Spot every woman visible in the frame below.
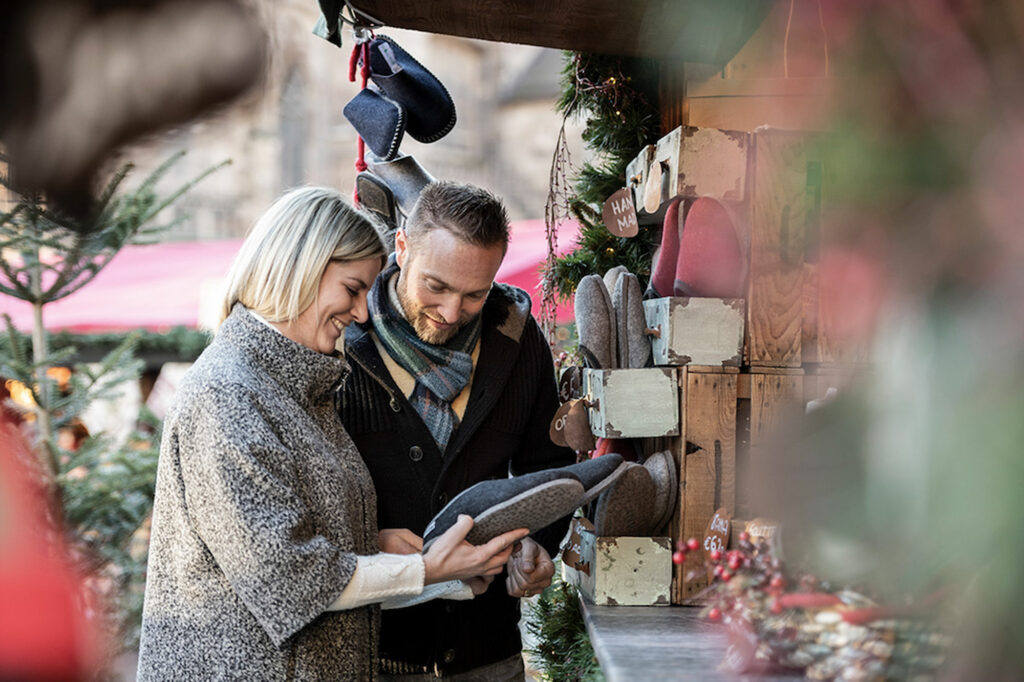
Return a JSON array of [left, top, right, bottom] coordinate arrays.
[[137, 187, 526, 681]]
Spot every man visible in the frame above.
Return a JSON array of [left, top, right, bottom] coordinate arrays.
[[338, 181, 574, 679]]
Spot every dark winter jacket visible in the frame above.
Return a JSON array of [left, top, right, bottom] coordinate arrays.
[[338, 280, 574, 675]]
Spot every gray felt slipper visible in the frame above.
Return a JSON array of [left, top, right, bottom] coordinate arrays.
[[642, 450, 677, 534], [422, 470, 584, 549], [366, 150, 436, 218], [593, 462, 656, 537], [575, 274, 616, 370], [612, 272, 651, 369], [554, 453, 630, 506], [602, 265, 627, 300]]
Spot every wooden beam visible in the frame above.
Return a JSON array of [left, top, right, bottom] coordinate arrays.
[[348, 0, 771, 62]]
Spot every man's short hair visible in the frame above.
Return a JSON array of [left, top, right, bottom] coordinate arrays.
[[405, 181, 510, 250]]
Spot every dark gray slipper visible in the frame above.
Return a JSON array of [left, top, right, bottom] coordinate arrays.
[[366, 150, 436, 217], [593, 463, 656, 537], [613, 272, 651, 369], [554, 453, 630, 506], [367, 35, 457, 143], [575, 274, 616, 369], [422, 470, 584, 549], [643, 450, 677, 534], [356, 172, 398, 250]]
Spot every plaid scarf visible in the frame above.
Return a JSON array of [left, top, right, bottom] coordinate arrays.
[[368, 261, 483, 452]]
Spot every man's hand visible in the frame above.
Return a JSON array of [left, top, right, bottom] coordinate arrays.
[[505, 537, 555, 598], [379, 528, 423, 555]]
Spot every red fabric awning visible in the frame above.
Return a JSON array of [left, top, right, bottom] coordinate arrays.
[[0, 220, 579, 332]]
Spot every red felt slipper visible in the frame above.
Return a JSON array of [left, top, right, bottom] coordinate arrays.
[[675, 197, 745, 298]]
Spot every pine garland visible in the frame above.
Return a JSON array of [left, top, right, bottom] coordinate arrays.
[[546, 52, 661, 301], [525, 574, 604, 681]]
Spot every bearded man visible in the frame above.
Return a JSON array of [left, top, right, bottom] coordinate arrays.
[[337, 181, 574, 680]]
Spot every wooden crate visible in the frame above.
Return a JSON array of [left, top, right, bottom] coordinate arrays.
[[562, 522, 673, 607], [669, 365, 738, 603], [643, 297, 745, 367], [651, 125, 750, 206], [625, 144, 661, 225], [745, 130, 820, 368], [583, 368, 680, 438]]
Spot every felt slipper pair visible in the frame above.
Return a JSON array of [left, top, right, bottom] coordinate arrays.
[[422, 454, 630, 549], [592, 450, 677, 536], [648, 198, 746, 299], [343, 35, 456, 160], [575, 270, 650, 370]]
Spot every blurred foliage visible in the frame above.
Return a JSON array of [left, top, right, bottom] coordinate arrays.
[[2, 324, 212, 367], [59, 407, 162, 651], [0, 150, 221, 662], [745, 3, 1024, 679], [546, 52, 661, 300]]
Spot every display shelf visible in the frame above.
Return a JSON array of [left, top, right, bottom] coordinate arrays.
[[580, 600, 802, 681]]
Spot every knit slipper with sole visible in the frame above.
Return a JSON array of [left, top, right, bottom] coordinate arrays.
[[422, 471, 584, 550]]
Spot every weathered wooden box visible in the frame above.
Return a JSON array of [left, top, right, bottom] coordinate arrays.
[[643, 297, 746, 367], [562, 522, 672, 606], [652, 125, 749, 204], [583, 368, 679, 438], [625, 144, 659, 224]]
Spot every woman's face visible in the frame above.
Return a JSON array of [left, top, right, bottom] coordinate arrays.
[[286, 257, 382, 354]]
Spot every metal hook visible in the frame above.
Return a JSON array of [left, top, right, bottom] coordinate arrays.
[[342, 0, 386, 29]]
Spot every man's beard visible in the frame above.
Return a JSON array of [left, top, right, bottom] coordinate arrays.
[[397, 277, 466, 345]]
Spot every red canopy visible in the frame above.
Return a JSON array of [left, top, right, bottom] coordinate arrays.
[[0, 220, 578, 332]]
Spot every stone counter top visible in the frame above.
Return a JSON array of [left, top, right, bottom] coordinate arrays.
[[580, 600, 804, 681]]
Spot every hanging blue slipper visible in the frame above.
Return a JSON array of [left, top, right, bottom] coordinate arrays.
[[367, 35, 457, 143], [422, 470, 584, 550], [343, 86, 405, 161]]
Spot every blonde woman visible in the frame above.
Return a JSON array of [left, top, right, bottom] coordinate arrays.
[[137, 187, 526, 681]]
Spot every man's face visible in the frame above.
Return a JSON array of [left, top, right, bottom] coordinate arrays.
[[395, 227, 505, 345]]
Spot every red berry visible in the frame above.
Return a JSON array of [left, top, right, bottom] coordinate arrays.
[[672, 551, 686, 565], [713, 564, 725, 577], [739, 531, 750, 542], [707, 607, 722, 622], [727, 555, 742, 571], [769, 574, 786, 590], [686, 537, 700, 552], [721, 571, 733, 582], [709, 549, 722, 562]]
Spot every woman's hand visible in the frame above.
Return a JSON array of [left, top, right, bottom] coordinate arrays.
[[422, 515, 529, 585], [379, 528, 423, 555]]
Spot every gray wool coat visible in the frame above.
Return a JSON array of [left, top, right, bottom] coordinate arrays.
[[137, 304, 380, 681]]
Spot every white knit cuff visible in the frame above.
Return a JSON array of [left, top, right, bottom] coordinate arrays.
[[327, 553, 425, 611], [381, 579, 475, 610]]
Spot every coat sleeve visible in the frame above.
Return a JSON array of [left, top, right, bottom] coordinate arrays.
[[510, 318, 577, 558], [177, 384, 358, 647]]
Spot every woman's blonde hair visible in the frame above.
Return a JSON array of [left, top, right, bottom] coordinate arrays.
[[220, 186, 386, 324]]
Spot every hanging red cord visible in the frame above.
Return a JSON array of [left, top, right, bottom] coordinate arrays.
[[349, 37, 372, 204]]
